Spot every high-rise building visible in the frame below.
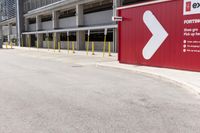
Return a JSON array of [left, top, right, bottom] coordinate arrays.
[[0, 0, 16, 22]]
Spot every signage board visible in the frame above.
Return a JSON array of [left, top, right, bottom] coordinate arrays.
[[118, 0, 200, 71]]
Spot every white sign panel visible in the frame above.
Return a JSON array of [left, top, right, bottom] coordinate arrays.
[[184, 0, 200, 15]]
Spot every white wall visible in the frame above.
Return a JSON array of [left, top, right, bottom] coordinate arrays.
[[59, 16, 76, 28], [28, 10, 114, 32], [84, 10, 114, 26], [29, 24, 36, 31], [42, 21, 53, 30]]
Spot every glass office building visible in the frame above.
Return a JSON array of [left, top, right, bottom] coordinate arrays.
[[0, 0, 16, 22]]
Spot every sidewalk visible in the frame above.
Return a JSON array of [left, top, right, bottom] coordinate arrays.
[[97, 61, 200, 95], [6, 46, 118, 59]]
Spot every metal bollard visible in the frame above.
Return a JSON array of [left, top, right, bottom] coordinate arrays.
[[6, 42, 8, 49], [54, 35, 56, 52], [108, 42, 111, 56], [86, 36, 90, 55], [28, 37, 31, 48], [45, 38, 48, 50], [21, 38, 24, 47], [58, 41, 61, 52], [67, 37, 70, 54], [10, 42, 12, 49], [48, 38, 50, 51], [92, 42, 95, 55], [72, 41, 75, 54], [103, 35, 107, 57]]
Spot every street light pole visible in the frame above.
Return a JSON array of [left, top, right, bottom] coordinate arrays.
[[16, 0, 24, 47]]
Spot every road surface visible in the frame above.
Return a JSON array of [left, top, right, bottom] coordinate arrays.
[[0, 48, 200, 133]]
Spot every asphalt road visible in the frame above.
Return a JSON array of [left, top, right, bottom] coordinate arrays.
[[0, 48, 200, 133]]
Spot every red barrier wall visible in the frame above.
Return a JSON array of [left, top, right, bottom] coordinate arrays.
[[118, 0, 200, 71]]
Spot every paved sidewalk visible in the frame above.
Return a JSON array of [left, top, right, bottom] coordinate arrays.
[[97, 61, 200, 95], [7, 46, 118, 58]]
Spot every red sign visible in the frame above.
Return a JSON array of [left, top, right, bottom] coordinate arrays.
[[118, 0, 200, 71]]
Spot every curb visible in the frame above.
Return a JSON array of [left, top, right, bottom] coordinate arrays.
[[96, 62, 200, 95], [9, 46, 118, 59]]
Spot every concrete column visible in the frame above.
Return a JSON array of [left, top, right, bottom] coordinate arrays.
[[113, 0, 122, 53], [8, 23, 12, 44], [52, 11, 59, 29], [36, 15, 43, 48], [25, 18, 29, 47], [113, 29, 118, 52], [0, 26, 3, 48], [76, 4, 85, 50], [26, 34, 31, 47], [52, 11, 60, 49], [25, 18, 29, 31], [113, 0, 122, 17]]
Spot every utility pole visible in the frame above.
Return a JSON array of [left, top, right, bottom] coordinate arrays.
[[16, 0, 24, 47]]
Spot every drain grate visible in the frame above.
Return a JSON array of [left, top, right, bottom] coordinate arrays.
[[71, 65, 83, 68]]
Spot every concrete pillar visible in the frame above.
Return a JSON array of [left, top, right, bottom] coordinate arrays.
[[36, 15, 43, 48], [113, 0, 122, 17], [113, 29, 118, 52], [8, 23, 12, 44], [76, 4, 85, 50], [52, 11, 59, 29], [25, 18, 29, 47], [26, 34, 31, 47], [52, 11, 60, 49], [0, 26, 3, 48], [25, 18, 29, 31], [113, 0, 122, 53]]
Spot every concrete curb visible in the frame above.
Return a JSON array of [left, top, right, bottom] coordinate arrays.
[[96, 62, 200, 95], [8, 46, 117, 59]]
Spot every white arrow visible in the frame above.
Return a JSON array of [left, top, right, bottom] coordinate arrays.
[[142, 10, 168, 60]]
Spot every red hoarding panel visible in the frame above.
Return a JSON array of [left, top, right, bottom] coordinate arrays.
[[118, 0, 200, 71]]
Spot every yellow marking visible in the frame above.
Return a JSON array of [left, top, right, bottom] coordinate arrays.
[[54, 34, 56, 52], [28, 36, 31, 48], [10, 42, 12, 49], [58, 41, 61, 52], [72, 41, 75, 54], [92, 42, 95, 55], [108, 42, 111, 56], [86, 36, 90, 55], [67, 36, 70, 54]]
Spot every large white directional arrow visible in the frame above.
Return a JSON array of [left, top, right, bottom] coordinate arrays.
[[142, 10, 168, 60]]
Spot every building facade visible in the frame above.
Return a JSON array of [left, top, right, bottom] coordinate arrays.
[[0, 0, 147, 50]]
